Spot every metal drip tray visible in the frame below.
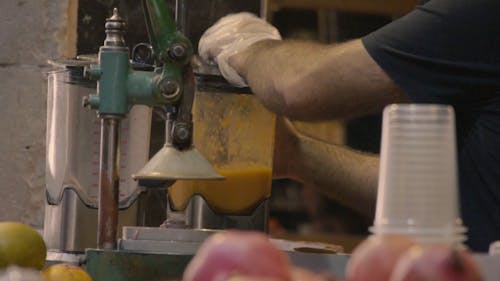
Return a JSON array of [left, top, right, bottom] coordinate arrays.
[[119, 227, 218, 255]]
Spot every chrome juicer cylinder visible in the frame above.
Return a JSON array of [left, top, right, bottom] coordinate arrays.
[[43, 58, 152, 253]]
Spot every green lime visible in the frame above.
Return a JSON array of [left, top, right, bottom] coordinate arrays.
[[0, 221, 46, 270]]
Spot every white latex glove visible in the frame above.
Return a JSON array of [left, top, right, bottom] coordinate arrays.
[[199, 12, 282, 87]]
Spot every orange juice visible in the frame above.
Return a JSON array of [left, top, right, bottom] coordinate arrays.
[[168, 165, 272, 215], [175, 90, 276, 216]]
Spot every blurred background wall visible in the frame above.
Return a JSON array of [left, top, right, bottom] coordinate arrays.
[[0, 1, 77, 227]]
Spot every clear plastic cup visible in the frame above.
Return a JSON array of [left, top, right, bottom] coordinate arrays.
[[370, 104, 466, 244]]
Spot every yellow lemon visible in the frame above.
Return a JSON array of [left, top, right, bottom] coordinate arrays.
[[42, 264, 93, 281], [0, 221, 46, 270]]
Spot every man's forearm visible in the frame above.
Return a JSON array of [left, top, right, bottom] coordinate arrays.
[[230, 39, 406, 120], [287, 133, 379, 217], [231, 40, 327, 117]]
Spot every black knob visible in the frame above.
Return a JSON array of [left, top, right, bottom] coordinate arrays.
[[172, 122, 192, 148], [168, 43, 187, 61], [158, 79, 180, 100], [132, 43, 154, 66]]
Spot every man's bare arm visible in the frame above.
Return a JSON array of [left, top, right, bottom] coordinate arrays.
[[295, 136, 378, 217], [198, 15, 396, 216], [274, 119, 378, 217], [231, 39, 407, 120]]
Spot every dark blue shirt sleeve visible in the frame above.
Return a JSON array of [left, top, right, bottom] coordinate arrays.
[[362, 0, 500, 108]]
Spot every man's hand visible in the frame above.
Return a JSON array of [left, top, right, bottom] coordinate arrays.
[[198, 12, 281, 87]]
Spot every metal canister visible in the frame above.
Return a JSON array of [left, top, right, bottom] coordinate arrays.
[[43, 56, 152, 252]]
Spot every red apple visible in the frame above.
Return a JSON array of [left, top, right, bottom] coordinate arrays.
[[389, 244, 483, 281], [346, 234, 417, 281], [183, 230, 292, 281]]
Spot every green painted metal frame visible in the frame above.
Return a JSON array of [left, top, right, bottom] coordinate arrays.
[[86, 249, 193, 281], [87, 0, 193, 115]]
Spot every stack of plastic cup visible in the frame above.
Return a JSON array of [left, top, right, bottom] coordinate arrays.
[[370, 104, 466, 244]]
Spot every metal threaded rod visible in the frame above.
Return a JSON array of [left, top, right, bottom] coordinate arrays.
[[97, 116, 121, 249], [175, 0, 187, 34]]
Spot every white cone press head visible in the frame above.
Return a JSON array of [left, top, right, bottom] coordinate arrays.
[[133, 145, 223, 181]]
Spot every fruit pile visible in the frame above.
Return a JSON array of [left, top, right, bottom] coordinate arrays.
[[183, 230, 337, 281], [346, 235, 483, 281], [183, 231, 484, 281], [0, 221, 92, 281]]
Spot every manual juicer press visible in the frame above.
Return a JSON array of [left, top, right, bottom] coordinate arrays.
[[44, 0, 275, 279]]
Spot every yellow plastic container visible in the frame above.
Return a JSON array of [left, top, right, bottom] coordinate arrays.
[[168, 91, 275, 215]]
